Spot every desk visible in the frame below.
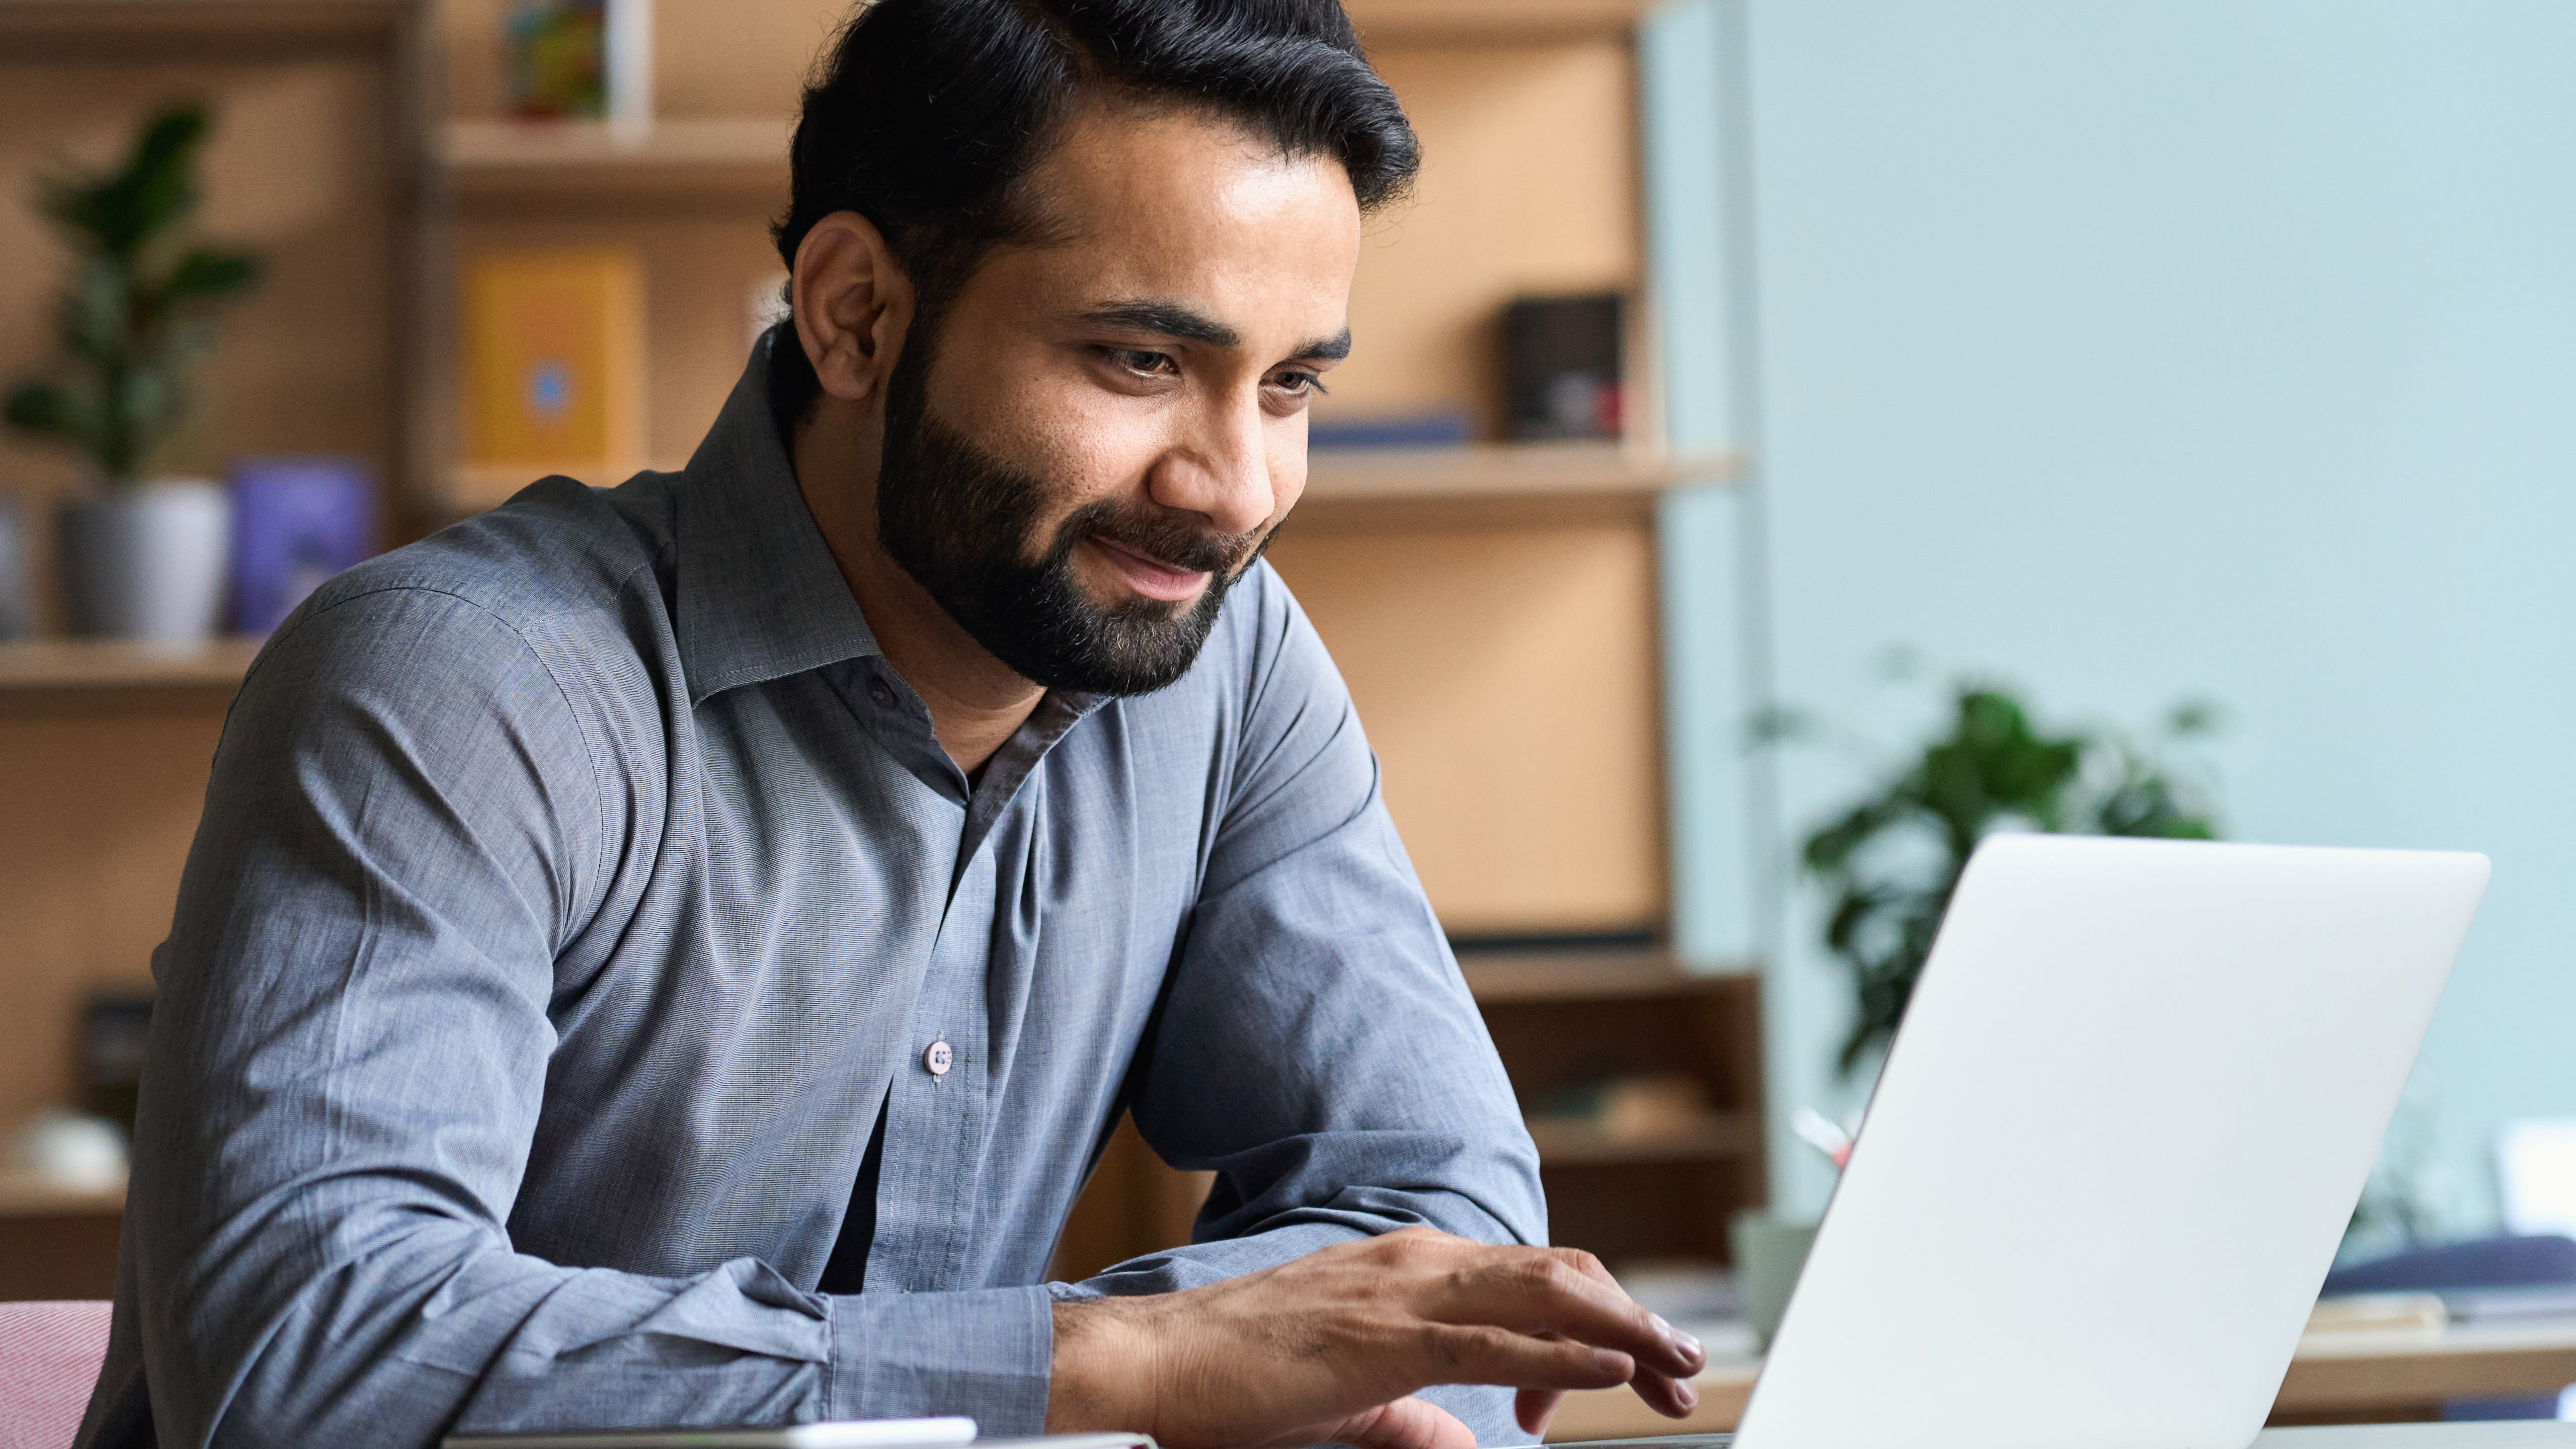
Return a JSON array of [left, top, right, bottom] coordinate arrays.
[[1543, 1319, 2576, 1441]]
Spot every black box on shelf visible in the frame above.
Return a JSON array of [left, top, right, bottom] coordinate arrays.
[[81, 993, 154, 1133], [1502, 293, 1625, 442]]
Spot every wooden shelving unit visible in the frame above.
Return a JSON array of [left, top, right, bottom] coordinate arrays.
[[1466, 949, 1765, 1266], [451, 443, 1745, 526], [0, 1174, 125, 1301], [0, 0, 1769, 1296], [0, 1173, 125, 1219], [441, 117, 789, 202], [0, 638, 263, 694], [1525, 1114, 1761, 1166], [1300, 444, 1742, 528]]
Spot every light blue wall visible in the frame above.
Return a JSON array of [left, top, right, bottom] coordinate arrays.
[[1649, 0, 2576, 1225]]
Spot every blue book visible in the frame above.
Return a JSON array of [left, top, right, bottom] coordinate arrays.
[[229, 456, 376, 634], [1307, 408, 1475, 450]]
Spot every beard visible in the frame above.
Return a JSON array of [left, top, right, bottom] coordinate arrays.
[[873, 341, 1270, 697]]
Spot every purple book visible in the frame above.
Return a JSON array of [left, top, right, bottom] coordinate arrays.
[[229, 456, 377, 635]]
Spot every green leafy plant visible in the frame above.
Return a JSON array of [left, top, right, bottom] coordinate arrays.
[[5, 104, 263, 482], [1769, 679, 2223, 1075]]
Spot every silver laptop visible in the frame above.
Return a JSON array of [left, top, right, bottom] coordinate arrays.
[[1728, 835, 2488, 1449]]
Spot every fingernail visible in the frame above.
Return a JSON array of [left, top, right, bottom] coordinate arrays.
[[1676, 1329, 1703, 1358], [1594, 1347, 1630, 1376], [1678, 1379, 1700, 1410]]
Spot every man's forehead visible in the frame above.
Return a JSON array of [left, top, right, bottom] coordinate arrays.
[[992, 103, 1361, 347]]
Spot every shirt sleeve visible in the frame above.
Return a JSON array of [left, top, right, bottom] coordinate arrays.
[[1065, 569, 1549, 1445], [115, 586, 1050, 1449]]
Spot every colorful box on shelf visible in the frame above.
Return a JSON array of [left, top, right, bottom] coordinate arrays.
[[459, 248, 647, 507]]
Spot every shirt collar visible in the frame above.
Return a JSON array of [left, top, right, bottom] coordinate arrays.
[[673, 333, 884, 706]]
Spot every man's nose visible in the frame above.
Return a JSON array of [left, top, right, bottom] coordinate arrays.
[[1148, 393, 1275, 539]]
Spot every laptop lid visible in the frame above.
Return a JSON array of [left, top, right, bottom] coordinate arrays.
[[1735, 835, 2488, 1449]]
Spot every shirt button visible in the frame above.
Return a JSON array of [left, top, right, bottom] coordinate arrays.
[[866, 679, 896, 708], [923, 1040, 953, 1076]]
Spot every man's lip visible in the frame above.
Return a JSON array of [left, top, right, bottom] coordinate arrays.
[[1086, 536, 1211, 603]]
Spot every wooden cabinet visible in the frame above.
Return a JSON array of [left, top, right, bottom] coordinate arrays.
[[0, 0, 1761, 1298], [1054, 951, 1762, 1279]]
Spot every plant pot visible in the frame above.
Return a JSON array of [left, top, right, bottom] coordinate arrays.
[[58, 479, 232, 641], [1730, 1210, 1820, 1352], [0, 493, 33, 641]]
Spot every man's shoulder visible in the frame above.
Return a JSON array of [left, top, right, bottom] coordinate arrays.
[[295, 472, 675, 648], [248, 472, 680, 726]]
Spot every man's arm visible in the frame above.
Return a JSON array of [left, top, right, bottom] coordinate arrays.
[[1044, 573, 1703, 1448], [117, 585, 1050, 1449]]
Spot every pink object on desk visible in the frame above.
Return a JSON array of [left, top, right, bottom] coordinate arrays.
[[0, 1301, 111, 1449]]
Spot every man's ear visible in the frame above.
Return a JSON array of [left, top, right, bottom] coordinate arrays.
[[791, 211, 917, 407]]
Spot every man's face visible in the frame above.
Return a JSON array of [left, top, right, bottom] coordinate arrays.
[[873, 103, 1362, 696]]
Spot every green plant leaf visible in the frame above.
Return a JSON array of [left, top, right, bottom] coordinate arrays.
[[164, 247, 261, 300], [1779, 670, 2229, 1078], [5, 381, 74, 436], [44, 105, 210, 257]]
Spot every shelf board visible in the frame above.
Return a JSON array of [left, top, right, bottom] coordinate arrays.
[[0, 637, 263, 692], [1526, 1112, 1760, 1166], [1461, 948, 1755, 1003], [1297, 443, 1744, 528], [450, 444, 1744, 525], [0, 0, 420, 57], [442, 117, 790, 202], [1345, 0, 1664, 42], [0, 1172, 125, 1219]]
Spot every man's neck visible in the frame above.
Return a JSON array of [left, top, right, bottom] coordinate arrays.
[[789, 397, 1043, 779]]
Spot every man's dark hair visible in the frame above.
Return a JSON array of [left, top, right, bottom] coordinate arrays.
[[770, 0, 1419, 416]]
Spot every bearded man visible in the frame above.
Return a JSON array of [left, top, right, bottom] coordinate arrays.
[[80, 3, 1706, 1446]]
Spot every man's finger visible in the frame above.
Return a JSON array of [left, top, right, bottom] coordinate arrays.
[[1416, 1322, 1638, 1391], [1433, 1251, 1703, 1378], [1516, 1386, 1566, 1436], [1628, 1364, 1701, 1418]]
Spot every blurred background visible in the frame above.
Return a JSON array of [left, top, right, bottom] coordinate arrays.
[[2, 0, 2573, 1432]]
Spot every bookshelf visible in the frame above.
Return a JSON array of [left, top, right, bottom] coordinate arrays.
[[0, 0, 1767, 1297], [0, 638, 263, 694], [441, 117, 790, 202], [1056, 950, 1764, 1279]]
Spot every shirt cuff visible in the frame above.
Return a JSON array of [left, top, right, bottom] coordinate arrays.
[[827, 1283, 1055, 1432]]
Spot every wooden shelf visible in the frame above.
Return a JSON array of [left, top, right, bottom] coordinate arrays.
[[449, 444, 1744, 525], [1345, 0, 1665, 42], [1298, 444, 1743, 528], [0, 638, 263, 692], [442, 117, 790, 203], [1526, 1112, 1760, 1165], [1461, 948, 1755, 1003], [0, 1172, 125, 1219], [0, 0, 421, 58]]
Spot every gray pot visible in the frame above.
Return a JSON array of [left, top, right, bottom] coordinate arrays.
[[59, 479, 232, 641], [0, 494, 33, 641]]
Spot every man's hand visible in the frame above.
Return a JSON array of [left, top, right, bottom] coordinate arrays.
[[1045, 1228, 1706, 1449]]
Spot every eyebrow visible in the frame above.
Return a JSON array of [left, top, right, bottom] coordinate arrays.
[[1077, 299, 1352, 363]]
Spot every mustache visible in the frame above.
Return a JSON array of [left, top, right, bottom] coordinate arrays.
[[1059, 498, 1269, 578]]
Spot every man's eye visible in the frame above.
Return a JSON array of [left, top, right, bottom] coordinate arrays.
[[1272, 370, 1327, 396], [1109, 349, 1174, 376]]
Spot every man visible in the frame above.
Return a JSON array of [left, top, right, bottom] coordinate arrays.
[[80, 3, 1707, 1446]]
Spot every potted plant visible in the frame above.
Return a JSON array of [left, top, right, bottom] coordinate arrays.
[[1771, 679, 2223, 1075], [5, 103, 262, 641]]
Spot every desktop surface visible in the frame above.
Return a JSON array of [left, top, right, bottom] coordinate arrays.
[[1548, 1424, 2576, 1449]]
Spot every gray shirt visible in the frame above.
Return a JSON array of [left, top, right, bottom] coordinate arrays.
[[82, 342, 1545, 1449]]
